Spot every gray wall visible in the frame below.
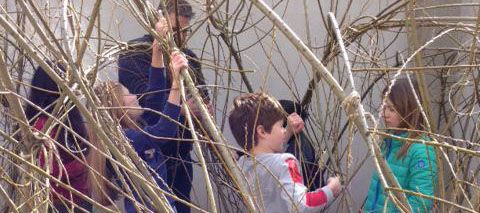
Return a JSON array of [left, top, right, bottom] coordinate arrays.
[[1, 0, 478, 212]]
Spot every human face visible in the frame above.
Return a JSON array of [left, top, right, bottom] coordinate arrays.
[[264, 120, 288, 153], [382, 99, 402, 128], [168, 13, 190, 46], [121, 86, 143, 120]]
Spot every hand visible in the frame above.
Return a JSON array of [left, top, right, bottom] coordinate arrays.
[[326, 176, 342, 197], [151, 19, 169, 67], [286, 113, 304, 135], [170, 51, 188, 85], [155, 18, 169, 42], [165, 51, 186, 106]]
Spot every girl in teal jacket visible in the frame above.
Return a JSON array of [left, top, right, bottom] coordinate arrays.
[[364, 79, 438, 212]]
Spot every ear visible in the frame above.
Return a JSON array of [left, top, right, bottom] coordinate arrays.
[[256, 125, 267, 139]]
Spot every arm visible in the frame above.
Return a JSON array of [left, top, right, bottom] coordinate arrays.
[[126, 102, 181, 150], [165, 51, 182, 107], [150, 18, 182, 108], [127, 51, 187, 149], [406, 144, 437, 212], [141, 41, 167, 125], [277, 157, 335, 212], [141, 67, 167, 125], [142, 19, 180, 125]]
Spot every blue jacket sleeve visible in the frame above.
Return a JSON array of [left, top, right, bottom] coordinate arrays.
[[126, 102, 181, 151], [406, 143, 437, 212], [142, 66, 167, 126]]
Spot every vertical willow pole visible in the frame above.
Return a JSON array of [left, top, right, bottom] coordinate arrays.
[[247, 0, 412, 211]]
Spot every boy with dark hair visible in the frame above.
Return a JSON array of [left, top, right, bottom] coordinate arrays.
[[229, 93, 342, 212]]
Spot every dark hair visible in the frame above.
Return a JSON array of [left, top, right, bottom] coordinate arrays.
[[278, 100, 308, 120], [26, 63, 62, 120], [160, 0, 195, 20], [229, 93, 285, 151], [26, 64, 118, 205], [25, 64, 88, 159], [383, 78, 425, 158]]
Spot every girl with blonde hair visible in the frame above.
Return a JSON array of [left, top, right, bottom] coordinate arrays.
[[93, 36, 187, 212]]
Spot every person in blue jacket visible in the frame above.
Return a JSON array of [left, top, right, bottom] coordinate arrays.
[[117, 1, 209, 211], [94, 28, 187, 211], [364, 78, 437, 212]]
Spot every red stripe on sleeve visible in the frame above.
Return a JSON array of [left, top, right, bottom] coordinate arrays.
[[306, 190, 328, 207], [285, 158, 302, 184]]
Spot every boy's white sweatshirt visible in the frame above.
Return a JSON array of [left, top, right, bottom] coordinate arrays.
[[237, 153, 334, 213]]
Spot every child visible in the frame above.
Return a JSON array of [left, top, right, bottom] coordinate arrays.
[[229, 92, 342, 212], [26, 64, 93, 212], [364, 78, 438, 212], [94, 39, 187, 212]]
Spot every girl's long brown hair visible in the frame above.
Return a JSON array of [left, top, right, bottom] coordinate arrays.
[[86, 127, 117, 206], [383, 78, 425, 158], [87, 81, 140, 205]]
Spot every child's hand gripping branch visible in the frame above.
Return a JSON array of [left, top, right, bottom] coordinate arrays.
[[166, 51, 187, 105], [285, 112, 305, 143], [326, 176, 342, 197], [151, 17, 188, 106], [151, 18, 168, 68]]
